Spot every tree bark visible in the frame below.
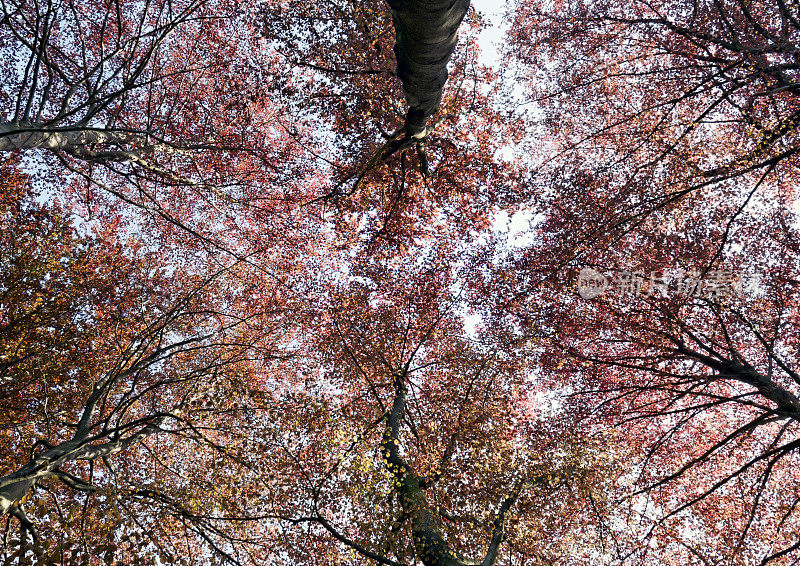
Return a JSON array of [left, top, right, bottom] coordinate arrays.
[[0, 418, 169, 516], [381, 371, 517, 566], [386, 0, 471, 137], [675, 344, 800, 418], [0, 333, 210, 516], [0, 123, 142, 152]]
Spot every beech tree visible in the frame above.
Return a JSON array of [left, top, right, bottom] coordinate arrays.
[[0, 160, 294, 564], [8, 0, 800, 564], [386, 0, 470, 138], [506, 0, 800, 244], [1, 0, 229, 166], [480, 194, 800, 562], [0, 0, 311, 266], [246, 261, 612, 566], [484, 0, 800, 562]]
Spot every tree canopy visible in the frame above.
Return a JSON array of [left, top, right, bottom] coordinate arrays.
[[2, 0, 800, 564]]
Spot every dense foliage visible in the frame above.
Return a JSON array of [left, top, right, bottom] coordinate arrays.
[[2, 0, 800, 564]]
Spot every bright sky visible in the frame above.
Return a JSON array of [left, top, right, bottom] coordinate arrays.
[[471, 0, 508, 68]]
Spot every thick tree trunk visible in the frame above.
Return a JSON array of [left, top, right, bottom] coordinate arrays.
[[0, 123, 140, 152], [0, 478, 36, 516], [381, 371, 516, 566], [0, 418, 168, 516], [675, 344, 800, 417], [0, 122, 196, 183], [386, 0, 471, 137]]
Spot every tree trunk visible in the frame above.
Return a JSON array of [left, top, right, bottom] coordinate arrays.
[[0, 417, 169, 516], [0, 123, 140, 152], [387, 0, 471, 137], [381, 372, 516, 566]]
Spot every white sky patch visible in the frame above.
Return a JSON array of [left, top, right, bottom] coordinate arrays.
[[508, 209, 538, 247], [494, 145, 516, 162], [493, 207, 540, 249], [471, 0, 508, 68], [462, 312, 482, 336], [528, 388, 565, 418]]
